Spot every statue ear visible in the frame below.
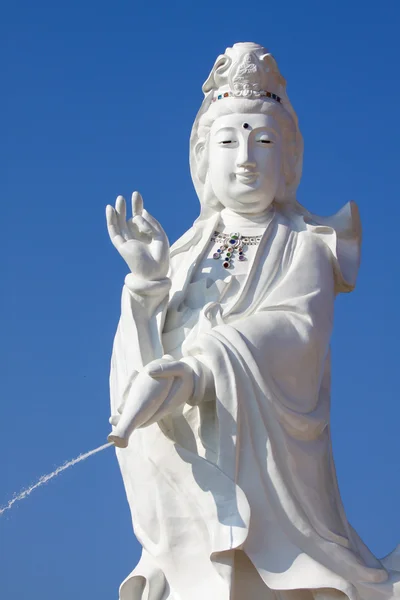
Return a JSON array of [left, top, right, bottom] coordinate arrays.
[[274, 162, 286, 203], [283, 140, 297, 189], [276, 146, 294, 202], [202, 175, 221, 209], [194, 140, 208, 182]]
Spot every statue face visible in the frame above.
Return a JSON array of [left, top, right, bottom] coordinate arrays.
[[208, 112, 283, 214]]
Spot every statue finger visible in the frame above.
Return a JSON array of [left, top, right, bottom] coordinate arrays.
[[131, 191, 144, 217], [142, 209, 164, 236], [115, 195, 127, 228], [146, 360, 185, 379], [143, 356, 175, 377], [106, 205, 125, 249], [115, 195, 126, 220], [131, 214, 154, 237], [115, 194, 132, 238]]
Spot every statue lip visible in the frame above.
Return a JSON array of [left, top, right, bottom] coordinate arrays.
[[235, 171, 259, 183]]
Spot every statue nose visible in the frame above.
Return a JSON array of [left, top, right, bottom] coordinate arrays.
[[237, 158, 257, 169], [236, 143, 256, 169]]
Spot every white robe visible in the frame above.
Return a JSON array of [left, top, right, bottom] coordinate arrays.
[[109, 204, 400, 600]]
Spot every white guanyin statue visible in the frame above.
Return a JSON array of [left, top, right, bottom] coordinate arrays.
[[106, 42, 400, 600]]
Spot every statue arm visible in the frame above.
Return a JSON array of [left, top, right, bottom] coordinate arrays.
[[109, 274, 171, 419]]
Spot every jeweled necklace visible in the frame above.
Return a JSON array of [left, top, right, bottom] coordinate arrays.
[[211, 231, 262, 269]]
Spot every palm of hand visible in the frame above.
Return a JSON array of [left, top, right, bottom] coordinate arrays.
[[106, 192, 169, 280]]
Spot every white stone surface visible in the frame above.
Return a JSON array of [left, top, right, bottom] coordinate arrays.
[[106, 42, 400, 600]]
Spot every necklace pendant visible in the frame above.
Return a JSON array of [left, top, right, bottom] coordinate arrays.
[[212, 230, 257, 267], [229, 233, 241, 248]]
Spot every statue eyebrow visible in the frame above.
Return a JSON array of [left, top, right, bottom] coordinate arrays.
[[254, 127, 280, 137], [214, 126, 236, 133], [213, 124, 280, 138]]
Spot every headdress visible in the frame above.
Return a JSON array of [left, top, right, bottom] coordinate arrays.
[[204, 42, 286, 103]]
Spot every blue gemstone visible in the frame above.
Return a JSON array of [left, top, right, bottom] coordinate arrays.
[[218, 95, 222, 99]]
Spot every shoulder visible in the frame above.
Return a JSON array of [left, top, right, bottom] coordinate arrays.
[[275, 202, 361, 293], [273, 210, 330, 278]]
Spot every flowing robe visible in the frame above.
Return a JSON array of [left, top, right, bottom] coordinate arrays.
[[109, 204, 400, 600]]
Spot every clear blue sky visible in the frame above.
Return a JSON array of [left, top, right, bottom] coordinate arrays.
[[1, 1, 399, 598]]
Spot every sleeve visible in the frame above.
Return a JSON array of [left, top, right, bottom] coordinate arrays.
[[304, 201, 362, 294], [109, 274, 171, 417]]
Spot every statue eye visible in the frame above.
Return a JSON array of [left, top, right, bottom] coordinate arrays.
[[220, 140, 233, 144], [258, 139, 272, 144]]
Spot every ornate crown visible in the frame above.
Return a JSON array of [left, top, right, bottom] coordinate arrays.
[[202, 42, 286, 105]]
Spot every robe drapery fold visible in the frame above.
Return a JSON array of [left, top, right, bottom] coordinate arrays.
[[110, 205, 399, 600]]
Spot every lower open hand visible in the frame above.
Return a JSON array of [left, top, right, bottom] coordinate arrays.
[[143, 356, 195, 414]]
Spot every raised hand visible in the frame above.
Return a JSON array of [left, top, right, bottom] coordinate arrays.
[[106, 192, 169, 280]]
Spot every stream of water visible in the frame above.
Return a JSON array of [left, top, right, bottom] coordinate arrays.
[[0, 442, 113, 516]]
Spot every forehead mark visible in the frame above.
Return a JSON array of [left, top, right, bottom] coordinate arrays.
[[211, 114, 281, 138]]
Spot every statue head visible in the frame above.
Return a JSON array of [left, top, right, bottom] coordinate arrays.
[[190, 43, 304, 218]]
